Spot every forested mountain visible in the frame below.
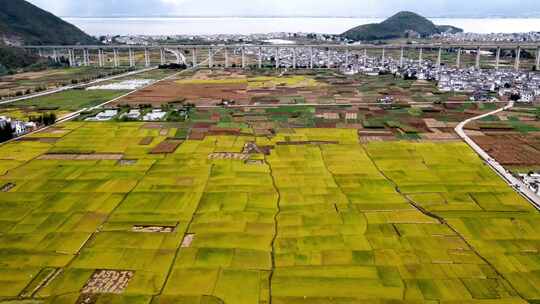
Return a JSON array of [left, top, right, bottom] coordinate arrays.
[[342, 11, 463, 41]]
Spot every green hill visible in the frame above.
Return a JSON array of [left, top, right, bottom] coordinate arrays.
[[342, 11, 463, 42], [0, 0, 97, 46]]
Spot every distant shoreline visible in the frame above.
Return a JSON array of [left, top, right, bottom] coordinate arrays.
[[62, 17, 540, 36], [61, 15, 540, 19]]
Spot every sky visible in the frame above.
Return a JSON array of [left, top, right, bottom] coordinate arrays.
[[25, 0, 540, 18]]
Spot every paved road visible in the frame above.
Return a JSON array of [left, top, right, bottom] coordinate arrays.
[[0, 67, 157, 105], [455, 101, 540, 210]]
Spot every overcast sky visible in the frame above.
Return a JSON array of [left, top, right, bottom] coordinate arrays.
[[25, 0, 540, 18]]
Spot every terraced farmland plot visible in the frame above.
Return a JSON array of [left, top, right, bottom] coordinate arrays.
[[0, 123, 538, 304]]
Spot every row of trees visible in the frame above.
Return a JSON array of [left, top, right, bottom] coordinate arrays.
[[29, 113, 57, 126]]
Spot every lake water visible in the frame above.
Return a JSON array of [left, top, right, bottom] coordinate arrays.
[[63, 17, 540, 36]]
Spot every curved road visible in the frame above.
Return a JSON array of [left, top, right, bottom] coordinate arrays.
[[455, 101, 540, 210]]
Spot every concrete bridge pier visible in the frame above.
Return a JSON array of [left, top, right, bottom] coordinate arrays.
[[363, 49, 367, 65], [399, 47, 404, 67], [495, 47, 501, 70], [515, 46, 521, 71], [345, 47, 350, 67], [68, 49, 74, 67], [292, 47, 297, 69], [192, 48, 197, 67], [224, 48, 229, 68], [475, 47, 481, 70], [309, 47, 314, 69], [38, 49, 43, 57], [160, 48, 166, 65], [381, 47, 385, 63], [418, 48, 423, 65], [208, 48, 213, 68], [97, 49, 103, 67], [144, 48, 150, 67], [86, 49, 91, 66], [536, 47, 540, 71], [113, 48, 119, 68], [53, 48, 58, 63], [82, 49, 88, 66], [275, 48, 280, 69], [241, 47, 246, 69], [436, 48, 442, 68], [456, 48, 462, 69], [128, 48, 134, 67], [327, 48, 332, 68], [258, 47, 262, 69]]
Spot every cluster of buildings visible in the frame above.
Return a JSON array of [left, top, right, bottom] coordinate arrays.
[[0, 116, 36, 136], [433, 32, 540, 43], [519, 172, 540, 195], [343, 52, 540, 103], [84, 108, 172, 121]]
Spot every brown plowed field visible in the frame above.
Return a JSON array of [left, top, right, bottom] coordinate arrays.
[[150, 139, 183, 154], [112, 80, 249, 106], [472, 135, 540, 165]]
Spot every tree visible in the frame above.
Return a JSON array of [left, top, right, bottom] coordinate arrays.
[[0, 64, 8, 76], [0, 123, 14, 142]]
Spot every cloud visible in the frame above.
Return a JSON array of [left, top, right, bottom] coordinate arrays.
[[26, 0, 540, 17]]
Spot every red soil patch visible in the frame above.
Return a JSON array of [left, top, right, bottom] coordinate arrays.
[[472, 135, 540, 165], [139, 137, 153, 145], [150, 139, 183, 154]]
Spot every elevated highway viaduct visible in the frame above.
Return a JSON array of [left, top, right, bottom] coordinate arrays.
[[22, 43, 540, 71]]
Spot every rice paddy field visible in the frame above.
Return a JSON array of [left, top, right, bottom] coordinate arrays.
[[0, 121, 538, 304]]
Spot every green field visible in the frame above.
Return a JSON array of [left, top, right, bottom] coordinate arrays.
[[0, 122, 538, 303], [0, 67, 133, 99], [0, 89, 129, 121]]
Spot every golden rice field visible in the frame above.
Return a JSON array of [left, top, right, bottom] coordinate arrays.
[[0, 122, 538, 304], [175, 75, 322, 89]]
